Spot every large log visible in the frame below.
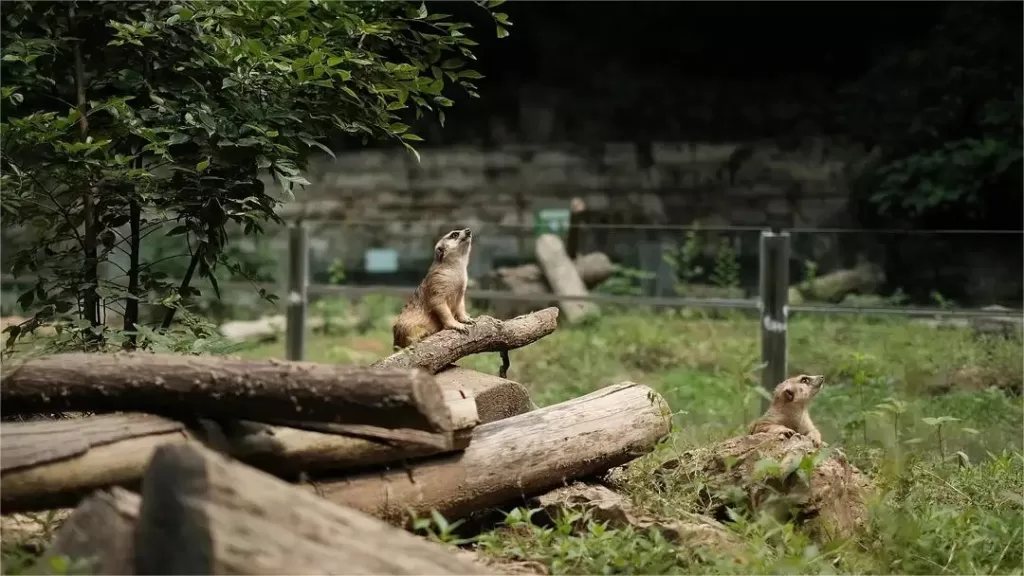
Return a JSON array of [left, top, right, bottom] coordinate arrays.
[[31, 488, 139, 575], [132, 443, 487, 575], [372, 308, 559, 374], [435, 366, 537, 422], [2, 400, 478, 513], [534, 234, 598, 323], [1, 353, 450, 433], [311, 382, 672, 525], [479, 252, 613, 319]]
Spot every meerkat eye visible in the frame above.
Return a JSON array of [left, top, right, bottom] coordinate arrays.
[[448, 232, 459, 239], [800, 376, 809, 384], [784, 389, 795, 401]]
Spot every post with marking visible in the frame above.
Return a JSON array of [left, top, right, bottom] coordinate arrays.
[[759, 229, 790, 411], [286, 221, 309, 361]]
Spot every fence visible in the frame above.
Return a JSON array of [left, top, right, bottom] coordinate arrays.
[[1, 221, 1020, 410], [279, 222, 1022, 410]]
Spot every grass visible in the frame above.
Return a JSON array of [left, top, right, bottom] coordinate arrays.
[[233, 296, 1024, 575], [3, 295, 1022, 574]]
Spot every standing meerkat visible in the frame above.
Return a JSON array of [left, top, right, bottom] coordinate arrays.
[[393, 228, 476, 349], [748, 374, 826, 446]]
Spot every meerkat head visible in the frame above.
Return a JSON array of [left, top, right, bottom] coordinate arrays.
[[433, 228, 473, 263], [773, 374, 825, 407]]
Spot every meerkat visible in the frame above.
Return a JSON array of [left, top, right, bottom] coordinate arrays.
[[393, 227, 476, 349], [748, 374, 826, 446]]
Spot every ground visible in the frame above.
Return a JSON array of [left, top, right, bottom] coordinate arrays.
[[238, 298, 1023, 575], [2, 298, 1022, 574]]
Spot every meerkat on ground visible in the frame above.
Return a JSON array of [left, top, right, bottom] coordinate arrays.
[[748, 374, 826, 446], [393, 228, 476, 349]]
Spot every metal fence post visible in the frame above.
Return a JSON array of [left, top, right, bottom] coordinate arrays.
[[286, 221, 309, 361], [759, 229, 790, 411]]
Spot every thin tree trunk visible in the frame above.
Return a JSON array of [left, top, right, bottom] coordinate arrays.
[[70, 3, 100, 341], [159, 246, 202, 330], [123, 197, 141, 348]]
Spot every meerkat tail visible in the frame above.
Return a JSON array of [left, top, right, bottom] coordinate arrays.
[[498, 349, 510, 379]]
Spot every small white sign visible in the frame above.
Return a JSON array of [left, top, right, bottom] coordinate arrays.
[[536, 208, 571, 235], [364, 248, 399, 273]]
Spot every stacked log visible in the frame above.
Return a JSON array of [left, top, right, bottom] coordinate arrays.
[[0, 306, 679, 574]]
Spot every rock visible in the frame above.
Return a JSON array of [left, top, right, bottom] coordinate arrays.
[[656, 433, 872, 542], [969, 305, 1023, 340]]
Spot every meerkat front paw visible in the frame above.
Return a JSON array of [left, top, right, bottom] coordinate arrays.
[[446, 322, 470, 334], [459, 315, 476, 325]]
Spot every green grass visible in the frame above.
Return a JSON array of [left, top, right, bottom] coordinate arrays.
[[234, 297, 1024, 575], [4, 296, 1021, 575]]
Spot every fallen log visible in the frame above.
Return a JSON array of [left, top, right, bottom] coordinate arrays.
[[1, 413, 192, 513], [435, 366, 537, 421], [2, 399, 479, 513], [133, 443, 487, 575], [311, 382, 672, 525], [372, 308, 559, 374], [534, 234, 598, 323], [1, 353, 450, 433], [478, 252, 613, 320], [31, 488, 139, 575]]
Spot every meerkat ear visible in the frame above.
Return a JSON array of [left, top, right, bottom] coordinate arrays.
[[784, 389, 794, 402], [434, 245, 446, 261]]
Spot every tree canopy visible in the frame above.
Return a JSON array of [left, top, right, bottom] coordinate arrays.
[[0, 0, 510, 351]]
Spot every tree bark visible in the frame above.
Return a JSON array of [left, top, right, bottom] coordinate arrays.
[[31, 488, 139, 576], [1, 353, 451, 433], [311, 382, 671, 525], [1, 399, 476, 513], [435, 366, 537, 422], [534, 234, 598, 323], [132, 443, 487, 575], [372, 308, 559, 374]]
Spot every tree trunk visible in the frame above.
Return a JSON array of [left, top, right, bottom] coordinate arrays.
[[434, 366, 537, 421], [69, 4, 100, 339], [312, 382, 671, 525], [123, 197, 141, 349], [1, 399, 476, 513], [372, 308, 558, 374], [132, 443, 487, 575], [159, 246, 202, 330], [534, 234, 598, 323], [32, 488, 139, 576], [1, 353, 451, 433]]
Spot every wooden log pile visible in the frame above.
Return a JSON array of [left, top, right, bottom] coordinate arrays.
[[0, 306, 674, 575]]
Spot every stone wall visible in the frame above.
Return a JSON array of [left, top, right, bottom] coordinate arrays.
[[278, 139, 863, 280]]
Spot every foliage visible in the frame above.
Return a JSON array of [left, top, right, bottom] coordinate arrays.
[[0, 0, 509, 352], [709, 237, 741, 290], [845, 2, 1022, 226]]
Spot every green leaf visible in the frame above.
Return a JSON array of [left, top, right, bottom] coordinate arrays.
[[386, 101, 406, 110], [196, 159, 210, 172], [458, 70, 484, 79], [416, 2, 428, 19], [486, 0, 506, 7], [496, 25, 509, 39], [388, 123, 409, 134], [401, 133, 424, 141]]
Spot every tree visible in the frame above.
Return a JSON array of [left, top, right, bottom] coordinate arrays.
[[844, 1, 1022, 230], [1, 0, 511, 352]]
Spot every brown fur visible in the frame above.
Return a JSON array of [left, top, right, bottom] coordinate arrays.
[[748, 374, 826, 446], [393, 228, 474, 349]]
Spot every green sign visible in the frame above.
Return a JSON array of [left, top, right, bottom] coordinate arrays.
[[534, 208, 571, 237]]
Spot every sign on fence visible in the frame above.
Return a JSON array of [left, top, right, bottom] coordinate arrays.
[[364, 248, 400, 273], [534, 208, 571, 237]]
